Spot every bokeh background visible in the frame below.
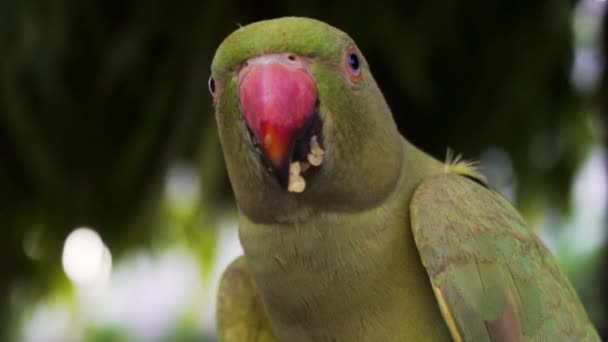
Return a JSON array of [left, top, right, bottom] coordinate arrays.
[[0, 0, 607, 340]]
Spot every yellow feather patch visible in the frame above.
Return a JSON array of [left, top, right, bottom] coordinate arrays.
[[444, 149, 488, 186], [433, 286, 463, 342]]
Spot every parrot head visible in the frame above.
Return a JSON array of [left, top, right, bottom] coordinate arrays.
[[210, 17, 403, 222]]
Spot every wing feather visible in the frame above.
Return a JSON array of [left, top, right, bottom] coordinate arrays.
[[410, 174, 599, 341], [217, 256, 277, 342]]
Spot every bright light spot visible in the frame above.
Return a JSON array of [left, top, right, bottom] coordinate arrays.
[[536, 146, 607, 259], [574, 146, 607, 214], [571, 48, 602, 93], [567, 146, 608, 253], [62, 227, 112, 287], [80, 249, 202, 341], [571, 0, 605, 93], [479, 146, 517, 202], [22, 302, 75, 342], [165, 162, 200, 208]]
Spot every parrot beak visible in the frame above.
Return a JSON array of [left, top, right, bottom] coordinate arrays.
[[238, 54, 319, 188]]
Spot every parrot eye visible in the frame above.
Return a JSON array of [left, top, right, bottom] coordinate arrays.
[[208, 76, 216, 96], [347, 53, 360, 72], [345, 47, 361, 82]]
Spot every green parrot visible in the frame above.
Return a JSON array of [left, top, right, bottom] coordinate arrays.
[[210, 17, 600, 341]]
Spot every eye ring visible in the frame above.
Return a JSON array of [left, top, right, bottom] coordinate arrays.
[[208, 76, 216, 96], [345, 47, 361, 82]]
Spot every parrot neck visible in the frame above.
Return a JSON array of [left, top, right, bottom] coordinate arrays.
[[238, 139, 451, 340]]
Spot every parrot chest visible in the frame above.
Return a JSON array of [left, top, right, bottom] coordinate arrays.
[[238, 205, 451, 341]]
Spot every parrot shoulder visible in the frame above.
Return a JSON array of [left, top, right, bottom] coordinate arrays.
[[217, 256, 277, 342], [409, 173, 600, 341]]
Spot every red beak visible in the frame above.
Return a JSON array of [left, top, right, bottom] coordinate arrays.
[[238, 54, 317, 183]]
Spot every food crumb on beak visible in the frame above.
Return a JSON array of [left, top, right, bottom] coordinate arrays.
[[288, 161, 306, 193], [307, 135, 324, 166], [287, 135, 324, 193]]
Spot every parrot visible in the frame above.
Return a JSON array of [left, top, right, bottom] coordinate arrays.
[[209, 17, 600, 341]]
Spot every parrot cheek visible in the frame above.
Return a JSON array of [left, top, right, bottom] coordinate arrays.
[[238, 53, 326, 192]]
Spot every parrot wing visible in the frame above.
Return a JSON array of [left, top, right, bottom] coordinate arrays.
[[216, 256, 277, 342], [410, 173, 600, 341]]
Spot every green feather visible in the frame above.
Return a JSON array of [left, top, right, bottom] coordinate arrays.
[[411, 174, 600, 341]]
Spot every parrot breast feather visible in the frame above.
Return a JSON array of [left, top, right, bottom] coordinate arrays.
[[410, 174, 600, 341]]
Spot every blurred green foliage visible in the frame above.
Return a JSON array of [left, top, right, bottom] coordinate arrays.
[[597, 5, 607, 339], [0, 0, 605, 339]]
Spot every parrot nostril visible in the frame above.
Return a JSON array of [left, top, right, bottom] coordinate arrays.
[[287, 54, 297, 61]]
